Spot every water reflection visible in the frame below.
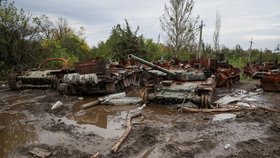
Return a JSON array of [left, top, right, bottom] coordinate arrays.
[[68, 98, 137, 129], [0, 112, 37, 157]]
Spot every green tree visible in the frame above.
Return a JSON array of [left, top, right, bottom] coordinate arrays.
[[96, 20, 146, 61], [144, 39, 171, 60], [40, 17, 90, 64], [0, 1, 42, 68], [160, 0, 199, 58]]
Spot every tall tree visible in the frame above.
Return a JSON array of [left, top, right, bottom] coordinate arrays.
[[96, 20, 146, 60], [213, 11, 221, 53], [40, 17, 90, 63], [274, 44, 280, 53], [160, 0, 199, 58], [0, 1, 41, 68]]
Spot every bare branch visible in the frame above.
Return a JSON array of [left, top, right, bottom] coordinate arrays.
[[213, 11, 221, 53]]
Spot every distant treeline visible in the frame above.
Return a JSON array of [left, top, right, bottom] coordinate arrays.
[[0, 1, 279, 79]]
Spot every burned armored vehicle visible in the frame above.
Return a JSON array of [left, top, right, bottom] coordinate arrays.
[[260, 70, 280, 92], [186, 55, 240, 87], [128, 54, 216, 108], [243, 62, 279, 79], [9, 58, 73, 90], [58, 58, 140, 94]]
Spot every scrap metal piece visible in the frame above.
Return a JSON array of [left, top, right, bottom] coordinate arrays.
[[105, 97, 142, 105], [29, 147, 51, 158]]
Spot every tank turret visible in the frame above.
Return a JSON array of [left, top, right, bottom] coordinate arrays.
[[128, 54, 206, 81]]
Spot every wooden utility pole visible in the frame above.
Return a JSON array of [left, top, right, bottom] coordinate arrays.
[[259, 48, 263, 65], [248, 37, 253, 62], [197, 20, 205, 59]]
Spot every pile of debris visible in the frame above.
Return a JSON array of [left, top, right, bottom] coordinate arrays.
[[243, 60, 280, 92], [243, 61, 279, 79]]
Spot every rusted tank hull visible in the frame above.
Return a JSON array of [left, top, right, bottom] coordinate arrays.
[[143, 78, 215, 108], [128, 54, 216, 108], [215, 68, 240, 87], [8, 58, 72, 90], [261, 73, 280, 92], [60, 71, 139, 94], [243, 62, 279, 79], [59, 59, 141, 95]]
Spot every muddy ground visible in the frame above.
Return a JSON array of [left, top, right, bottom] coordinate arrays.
[[0, 79, 279, 158]]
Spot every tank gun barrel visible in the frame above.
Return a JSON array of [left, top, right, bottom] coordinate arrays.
[[128, 54, 176, 77]]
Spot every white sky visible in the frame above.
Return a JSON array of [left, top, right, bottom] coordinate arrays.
[[14, 0, 280, 51]]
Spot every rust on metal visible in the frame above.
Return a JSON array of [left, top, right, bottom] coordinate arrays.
[[261, 71, 280, 92], [38, 58, 68, 70], [60, 59, 141, 95], [8, 58, 73, 91], [243, 62, 279, 79], [74, 58, 107, 74]]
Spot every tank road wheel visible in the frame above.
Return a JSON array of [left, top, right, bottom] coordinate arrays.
[[200, 92, 213, 109], [8, 73, 19, 90], [51, 77, 59, 90], [57, 83, 68, 94], [200, 94, 205, 108]]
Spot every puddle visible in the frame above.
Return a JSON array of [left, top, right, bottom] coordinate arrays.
[[0, 112, 37, 157], [213, 113, 236, 121], [66, 99, 177, 138], [66, 99, 139, 138]]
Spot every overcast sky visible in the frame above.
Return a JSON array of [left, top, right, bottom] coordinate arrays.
[[14, 0, 280, 51]]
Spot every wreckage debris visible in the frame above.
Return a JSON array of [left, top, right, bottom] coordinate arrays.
[[81, 92, 142, 109], [29, 147, 51, 158], [260, 70, 280, 92], [224, 144, 231, 150], [99, 92, 126, 104], [214, 95, 241, 106], [213, 113, 236, 122], [243, 61, 279, 79], [81, 100, 101, 109], [51, 101, 63, 110], [105, 97, 142, 105]]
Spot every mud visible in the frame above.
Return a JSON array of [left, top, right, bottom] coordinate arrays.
[[0, 80, 279, 158]]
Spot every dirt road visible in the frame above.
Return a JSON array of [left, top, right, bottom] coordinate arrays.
[[0, 80, 279, 158]]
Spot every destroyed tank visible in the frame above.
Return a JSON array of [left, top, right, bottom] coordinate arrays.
[[8, 58, 73, 90], [58, 58, 140, 94], [128, 54, 216, 108], [260, 70, 280, 92]]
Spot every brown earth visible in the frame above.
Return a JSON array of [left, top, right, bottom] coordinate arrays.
[[0, 79, 279, 158]]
